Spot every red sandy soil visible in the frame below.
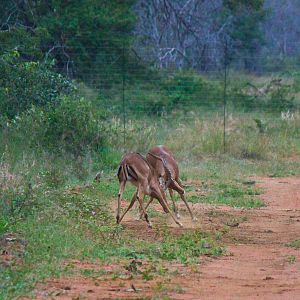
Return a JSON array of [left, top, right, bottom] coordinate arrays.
[[32, 176, 300, 299]]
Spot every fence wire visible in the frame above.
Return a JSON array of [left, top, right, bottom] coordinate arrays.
[[21, 42, 300, 154]]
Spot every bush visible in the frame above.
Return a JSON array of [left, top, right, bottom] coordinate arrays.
[[0, 50, 75, 119], [118, 71, 224, 116], [162, 71, 223, 111], [0, 159, 37, 224], [228, 77, 297, 112], [9, 97, 107, 156], [267, 79, 295, 112]]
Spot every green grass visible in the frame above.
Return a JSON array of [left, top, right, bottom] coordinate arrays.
[[158, 228, 224, 262], [0, 179, 224, 299], [187, 180, 264, 208], [181, 157, 300, 181], [286, 255, 296, 264], [286, 239, 300, 250], [193, 195, 264, 208]]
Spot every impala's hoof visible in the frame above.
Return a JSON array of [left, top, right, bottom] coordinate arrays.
[[177, 222, 183, 227]]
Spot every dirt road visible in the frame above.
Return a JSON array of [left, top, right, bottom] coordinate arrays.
[[34, 177, 300, 299], [169, 177, 300, 300]]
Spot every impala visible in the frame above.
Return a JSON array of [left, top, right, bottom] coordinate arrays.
[[116, 152, 183, 228], [146, 145, 197, 221]]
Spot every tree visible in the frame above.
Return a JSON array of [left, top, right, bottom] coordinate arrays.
[[0, 0, 136, 80], [133, 0, 266, 71], [222, 0, 266, 70], [133, 0, 226, 71], [263, 0, 300, 58]]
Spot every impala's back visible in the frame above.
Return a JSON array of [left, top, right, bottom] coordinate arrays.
[[146, 145, 179, 180]]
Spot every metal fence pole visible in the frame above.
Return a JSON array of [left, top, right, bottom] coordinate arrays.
[[122, 44, 126, 149], [223, 40, 228, 154]]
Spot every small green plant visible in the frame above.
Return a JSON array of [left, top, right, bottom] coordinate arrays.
[[254, 118, 267, 133], [286, 255, 296, 264], [286, 240, 300, 250], [154, 282, 168, 292], [141, 269, 154, 281]]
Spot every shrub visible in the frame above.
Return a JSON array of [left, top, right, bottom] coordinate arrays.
[[162, 71, 223, 110], [119, 71, 224, 116], [267, 79, 295, 112], [0, 50, 75, 119], [9, 97, 107, 156], [228, 77, 297, 112], [0, 159, 37, 224]]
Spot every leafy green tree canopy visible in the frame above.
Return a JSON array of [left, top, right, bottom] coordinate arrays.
[[222, 0, 266, 69], [0, 0, 136, 77]]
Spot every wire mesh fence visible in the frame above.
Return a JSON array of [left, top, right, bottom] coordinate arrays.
[[2, 40, 299, 156], [49, 43, 300, 154]]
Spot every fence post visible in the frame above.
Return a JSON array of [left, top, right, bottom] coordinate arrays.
[[223, 39, 228, 154], [122, 44, 126, 149]]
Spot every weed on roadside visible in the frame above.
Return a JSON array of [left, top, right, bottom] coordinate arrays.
[[286, 239, 300, 250], [286, 255, 296, 264]]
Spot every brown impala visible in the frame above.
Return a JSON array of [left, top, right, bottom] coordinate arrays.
[[116, 152, 183, 228], [146, 145, 197, 221]]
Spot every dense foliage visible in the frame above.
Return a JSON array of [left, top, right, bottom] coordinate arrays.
[[10, 97, 106, 155], [0, 51, 74, 119], [0, 0, 136, 78], [222, 0, 266, 70]]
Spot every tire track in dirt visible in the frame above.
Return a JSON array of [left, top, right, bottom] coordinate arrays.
[[32, 177, 300, 299]]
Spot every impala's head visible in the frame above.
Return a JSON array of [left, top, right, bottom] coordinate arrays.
[[148, 176, 169, 213]]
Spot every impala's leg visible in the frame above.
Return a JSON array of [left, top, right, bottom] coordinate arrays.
[[158, 189, 183, 227], [176, 178, 197, 222], [136, 187, 152, 228], [144, 197, 154, 210], [140, 196, 154, 219], [118, 191, 137, 224], [116, 181, 126, 224], [169, 188, 180, 219], [136, 195, 146, 220]]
